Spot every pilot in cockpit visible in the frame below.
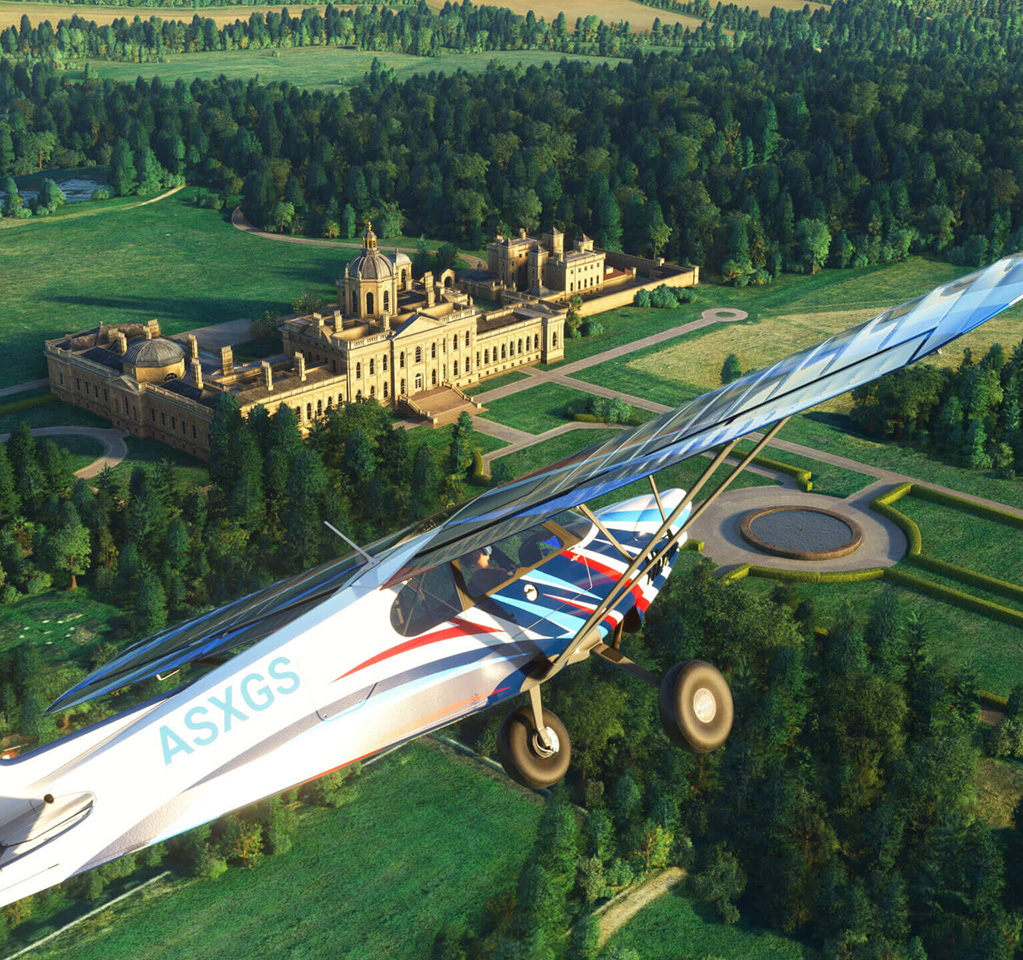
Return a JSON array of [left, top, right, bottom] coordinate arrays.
[[467, 545, 510, 597]]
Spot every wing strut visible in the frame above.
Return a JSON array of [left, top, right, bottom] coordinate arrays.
[[530, 417, 789, 688]]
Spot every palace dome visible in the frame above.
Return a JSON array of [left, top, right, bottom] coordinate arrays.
[[347, 249, 395, 281], [123, 337, 186, 368]]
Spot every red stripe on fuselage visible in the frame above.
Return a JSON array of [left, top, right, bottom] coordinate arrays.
[[334, 618, 502, 682], [565, 549, 650, 611]]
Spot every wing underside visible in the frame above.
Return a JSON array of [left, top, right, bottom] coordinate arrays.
[[387, 253, 1023, 584]]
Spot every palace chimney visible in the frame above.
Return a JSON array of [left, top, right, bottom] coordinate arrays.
[[296, 351, 307, 382], [191, 358, 204, 391], [147, 318, 160, 339], [220, 345, 234, 376], [187, 334, 199, 360], [261, 361, 274, 393], [115, 331, 128, 355]]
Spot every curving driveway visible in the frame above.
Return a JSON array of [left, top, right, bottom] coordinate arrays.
[[0, 426, 128, 479]]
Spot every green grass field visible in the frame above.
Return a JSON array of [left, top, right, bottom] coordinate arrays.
[[976, 758, 1023, 830], [50, 434, 106, 473], [25, 741, 543, 960], [402, 421, 507, 460], [493, 427, 622, 477], [473, 370, 531, 393], [70, 47, 626, 92], [0, 399, 111, 436], [542, 308, 722, 370], [600, 887, 819, 960], [897, 494, 1023, 590], [733, 439, 876, 499], [479, 381, 598, 434], [0, 187, 356, 390]]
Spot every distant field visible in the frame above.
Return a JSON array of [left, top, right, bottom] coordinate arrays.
[[479, 381, 597, 433], [24, 741, 543, 960], [70, 46, 627, 90], [0, 0, 719, 31]]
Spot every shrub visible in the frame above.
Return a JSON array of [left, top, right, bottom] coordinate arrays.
[[573, 413, 599, 423], [26, 572, 51, 595], [649, 284, 679, 308], [581, 319, 604, 336], [91, 188, 110, 201], [634, 288, 652, 307]]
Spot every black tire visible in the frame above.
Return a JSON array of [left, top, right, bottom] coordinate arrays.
[[658, 660, 733, 753], [497, 706, 572, 790]]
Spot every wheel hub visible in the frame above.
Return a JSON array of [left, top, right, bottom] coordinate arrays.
[[693, 687, 717, 724], [532, 726, 560, 758]]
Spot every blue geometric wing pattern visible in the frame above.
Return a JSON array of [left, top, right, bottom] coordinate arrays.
[[387, 253, 1023, 584], [46, 552, 368, 714]]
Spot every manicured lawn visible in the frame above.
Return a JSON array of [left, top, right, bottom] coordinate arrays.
[[0, 400, 111, 436], [542, 307, 719, 370], [737, 575, 1023, 696], [600, 887, 819, 960], [0, 187, 358, 390], [568, 322, 732, 405], [26, 741, 543, 960], [897, 494, 1023, 590], [778, 414, 1023, 511], [493, 427, 623, 478], [734, 439, 876, 499], [72, 47, 626, 92], [473, 370, 531, 393], [51, 434, 106, 473], [479, 382, 598, 434]]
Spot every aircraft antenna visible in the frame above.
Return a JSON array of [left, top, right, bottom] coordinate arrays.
[[323, 521, 375, 564]]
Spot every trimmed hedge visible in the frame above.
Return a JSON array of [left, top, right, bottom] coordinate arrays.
[[881, 567, 1023, 628], [573, 413, 599, 423], [911, 483, 1023, 528], [0, 392, 57, 417], [682, 538, 705, 552], [870, 483, 922, 554], [469, 448, 488, 486], [978, 690, 1010, 710], [912, 553, 1023, 605], [720, 564, 884, 585], [752, 454, 812, 492]]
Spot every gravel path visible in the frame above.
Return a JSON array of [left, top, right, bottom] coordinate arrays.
[[0, 425, 128, 479], [594, 867, 686, 946]]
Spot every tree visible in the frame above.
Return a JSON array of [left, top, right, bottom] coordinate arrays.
[[132, 569, 168, 637], [251, 310, 281, 345], [721, 353, 742, 384], [51, 502, 91, 590], [110, 138, 137, 197], [644, 200, 670, 257], [449, 412, 476, 478], [35, 177, 65, 214], [269, 200, 295, 233], [795, 218, 831, 274]]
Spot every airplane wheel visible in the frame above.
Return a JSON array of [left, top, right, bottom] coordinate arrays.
[[659, 660, 733, 754], [497, 706, 572, 790]]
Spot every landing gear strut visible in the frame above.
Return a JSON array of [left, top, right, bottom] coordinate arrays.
[[659, 660, 733, 753], [497, 700, 572, 790]]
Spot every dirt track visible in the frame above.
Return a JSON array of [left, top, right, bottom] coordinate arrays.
[[595, 866, 686, 946]]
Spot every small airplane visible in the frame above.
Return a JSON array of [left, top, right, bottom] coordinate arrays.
[[0, 254, 1021, 908]]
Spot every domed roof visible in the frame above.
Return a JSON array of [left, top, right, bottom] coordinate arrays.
[[392, 249, 412, 267], [347, 250, 395, 281], [123, 337, 186, 368]]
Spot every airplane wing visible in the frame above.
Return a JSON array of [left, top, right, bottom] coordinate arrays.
[[385, 253, 1023, 585], [45, 551, 368, 715]]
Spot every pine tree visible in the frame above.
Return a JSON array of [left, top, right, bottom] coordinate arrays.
[[721, 353, 742, 384], [51, 501, 91, 590], [0, 443, 21, 523]]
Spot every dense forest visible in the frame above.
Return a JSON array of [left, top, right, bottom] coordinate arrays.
[[449, 569, 1023, 960], [4, 0, 1023, 279], [852, 339, 1023, 476]]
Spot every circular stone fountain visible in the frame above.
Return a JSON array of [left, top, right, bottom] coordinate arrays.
[[740, 505, 863, 561]]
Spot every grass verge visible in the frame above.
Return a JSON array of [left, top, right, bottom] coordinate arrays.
[[479, 382, 600, 434], [25, 740, 543, 960]]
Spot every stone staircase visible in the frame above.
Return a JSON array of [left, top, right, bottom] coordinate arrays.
[[402, 385, 484, 426]]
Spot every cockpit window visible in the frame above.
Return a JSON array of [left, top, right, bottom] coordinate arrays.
[[458, 511, 589, 599], [390, 562, 463, 637]]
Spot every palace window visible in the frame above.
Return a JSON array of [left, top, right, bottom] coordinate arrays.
[[357, 390, 362, 401], [400, 352, 405, 368], [356, 362, 362, 379], [453, 360, 459, 377], [161, 413, 166, 426], [401, 378, 406, 394], [383, 291, 390, 312], [103, 389, 108, 402], [431, 369, 437, 386], [192, 425, 197, 439], [327, 396, 333, 409], [484, 349, 490, 365], [307, 403, 313, 420], [518, 338, 523, 354], [453, 334, 458, 351], [415, 346, 422, 363], [534, 334, 539, 350], [476, 351, 481, 368], [414, 373, 423, 391], [151, 410, 156, 422], [75, 378, 81, 391], [317, 399, 323, 417], [366, 292, 375, 314], [370, 385, 375, 397], [171, 417, 176, 430], [383, 382, 389, 398], [431, 343, 437, 359], [501, 344, 506, 360], [58, 372, 64, 385], [466, 356, 471, 372], [332, 360, 337, 373], [369, 358, 375, 376], [553, 332, 558, 347], [383, 355, 388, 372]]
